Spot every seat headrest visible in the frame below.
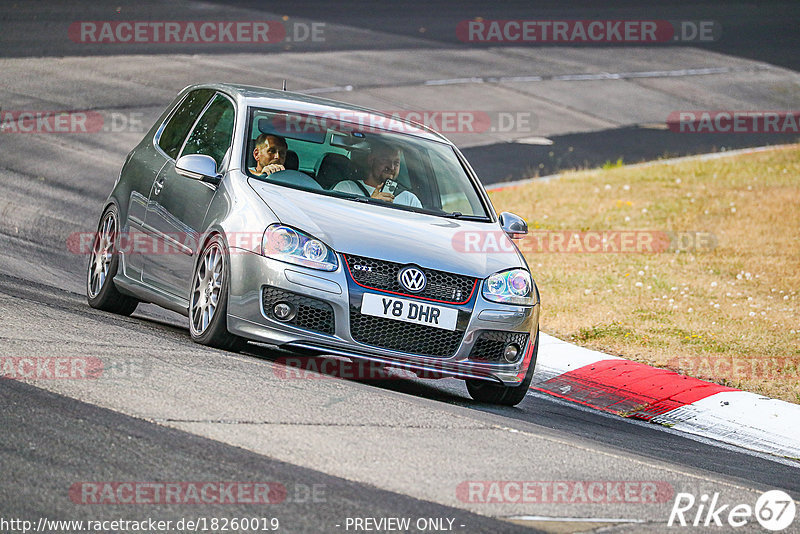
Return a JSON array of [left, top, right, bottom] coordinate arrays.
[[284, 150, 299, 171], [316, 153, 354, 189]]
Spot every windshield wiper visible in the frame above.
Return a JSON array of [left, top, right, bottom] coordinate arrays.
[[344, 195, 370, 203], [441, 211, 489, 221]]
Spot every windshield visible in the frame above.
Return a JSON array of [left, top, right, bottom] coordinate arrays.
[[244, 107, 491, 220]]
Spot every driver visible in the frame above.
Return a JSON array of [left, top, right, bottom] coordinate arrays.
[[250, 133, 288, 176], [333, 141, 422, 208]]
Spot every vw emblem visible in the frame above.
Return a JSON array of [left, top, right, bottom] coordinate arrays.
[[399, 266, 426, 293]]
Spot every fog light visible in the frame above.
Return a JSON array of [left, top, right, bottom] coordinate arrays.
[[503, 343, 520, 362], [273, 302, 296, 321]]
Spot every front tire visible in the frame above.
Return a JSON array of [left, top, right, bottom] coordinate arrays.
[[86, 205, 139, 315], [189, 235, 245, 352], [466, 331, 539, 406]]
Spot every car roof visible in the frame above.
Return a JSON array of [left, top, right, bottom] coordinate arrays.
[[190, 82, 451, 144]]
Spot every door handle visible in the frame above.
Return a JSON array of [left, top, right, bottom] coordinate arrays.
[[153, 176, 165, 195]]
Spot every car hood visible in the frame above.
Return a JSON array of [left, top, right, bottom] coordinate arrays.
[[248, 180, 527, 278]]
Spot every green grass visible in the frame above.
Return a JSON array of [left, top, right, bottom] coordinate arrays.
[[490, 144, 800, 402]]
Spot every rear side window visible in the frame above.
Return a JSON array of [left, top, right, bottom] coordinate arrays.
[[157, 89, 215, 159], [181, 94, 235, 169]]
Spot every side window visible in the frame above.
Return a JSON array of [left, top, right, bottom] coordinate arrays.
[[180, 94, 235, 169], [157, 89, 215, 159]]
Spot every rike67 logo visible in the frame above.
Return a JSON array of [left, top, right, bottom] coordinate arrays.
[[668, 490, 796, 531]]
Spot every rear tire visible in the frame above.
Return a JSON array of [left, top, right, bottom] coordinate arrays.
[[466, 331, 539, 406], [189, 234, 246, 352], [86, 205, 139, 316]]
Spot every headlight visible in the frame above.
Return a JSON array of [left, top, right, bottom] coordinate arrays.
[[262, 225, 338, 271], [482, 269, 534, 305]]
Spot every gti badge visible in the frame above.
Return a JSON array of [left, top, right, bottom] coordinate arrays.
[[398, 266, 426, 293]]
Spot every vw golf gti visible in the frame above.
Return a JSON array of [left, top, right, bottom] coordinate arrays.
[[87, 83, 540, 406]]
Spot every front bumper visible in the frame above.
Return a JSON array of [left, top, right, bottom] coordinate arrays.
[[226, 249, 539, 386]]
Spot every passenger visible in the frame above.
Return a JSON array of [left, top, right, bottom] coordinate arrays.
[[333, 141, 422, 208], [250, 134, 288, 176]]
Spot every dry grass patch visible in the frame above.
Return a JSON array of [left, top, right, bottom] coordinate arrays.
[[489, 145, 800, 403]]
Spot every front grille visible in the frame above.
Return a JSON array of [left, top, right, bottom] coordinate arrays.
[[345, 254, 476, 304], [262, 286, 335, 335], [468, 331, 529, 363], [349, 306, 464, 358]]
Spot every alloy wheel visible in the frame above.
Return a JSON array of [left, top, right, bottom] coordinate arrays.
[[190, 242, 225, 335], [87, 211, 116, 298]]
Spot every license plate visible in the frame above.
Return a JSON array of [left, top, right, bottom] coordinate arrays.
[[360, 293, 458, 331]]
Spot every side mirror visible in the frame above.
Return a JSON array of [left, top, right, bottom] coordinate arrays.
[[175, 154, 221, 185], [499, 212, 528, 239]]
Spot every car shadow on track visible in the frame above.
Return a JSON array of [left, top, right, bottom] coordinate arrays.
[[241, 342, 501, 404], [241, 341, 545, 413]]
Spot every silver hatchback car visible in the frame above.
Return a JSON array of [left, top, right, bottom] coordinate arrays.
[[87, 83, 540, 406]]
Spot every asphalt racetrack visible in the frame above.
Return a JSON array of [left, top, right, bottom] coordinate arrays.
[[1, 2, 799, 533]]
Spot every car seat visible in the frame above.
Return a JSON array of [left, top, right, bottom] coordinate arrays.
[[315, 153, 356, 189]]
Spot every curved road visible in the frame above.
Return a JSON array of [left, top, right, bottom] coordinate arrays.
[[1, 1, 798, 533]]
